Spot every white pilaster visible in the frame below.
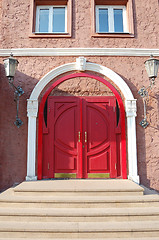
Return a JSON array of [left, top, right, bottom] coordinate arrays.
[[26, 99, 38, 181], [125, 99, 140, 184]]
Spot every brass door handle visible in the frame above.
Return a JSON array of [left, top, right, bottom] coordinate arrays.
[[85, 132, 87, 143], [78, 132, 81, 142]]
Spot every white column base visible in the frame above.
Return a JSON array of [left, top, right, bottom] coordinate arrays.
[[26, 176, 37, 181], [128, 175, 140, 184]]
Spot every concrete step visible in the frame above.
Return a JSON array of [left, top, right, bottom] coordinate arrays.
[[0, 195, 159, 208], [0, 221, 159, 238], [0, 207, 159, 222], [0, 180, 158, 239], [13, 179, 144, 196]]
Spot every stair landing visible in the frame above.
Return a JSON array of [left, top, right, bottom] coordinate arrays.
[[13, 179, 144, 196]]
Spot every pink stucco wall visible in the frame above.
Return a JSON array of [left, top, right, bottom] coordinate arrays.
[[0, 0, 159, 48], [0, 0, 159, 191]]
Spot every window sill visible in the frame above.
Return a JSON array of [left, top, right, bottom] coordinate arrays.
[[29, 33, 72, 38], [92, 32, 134, 38]]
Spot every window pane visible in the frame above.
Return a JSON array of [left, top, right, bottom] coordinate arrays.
[[114, 9, 123, 32], [53, 7, 65, 33], [99, 8, 108, 33], [39, 9, 49, 32]]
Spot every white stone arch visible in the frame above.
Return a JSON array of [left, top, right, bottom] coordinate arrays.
[[27, 57, 139, 183]]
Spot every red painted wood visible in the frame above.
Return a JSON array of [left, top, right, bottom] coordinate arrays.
[[82, 97, 117, 178], [43, 97, 81, 177], [43, 96, 117, 178], [77, 98, 83, 178], [38, 72, 127, 179], [37, 111, 43, 180]]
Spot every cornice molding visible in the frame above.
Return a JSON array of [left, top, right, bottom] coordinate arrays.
[[0, 48, 159, 57]]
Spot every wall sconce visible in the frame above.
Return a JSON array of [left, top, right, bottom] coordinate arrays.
[[3, 54, 24, 128], [138, 55, 159, 128]]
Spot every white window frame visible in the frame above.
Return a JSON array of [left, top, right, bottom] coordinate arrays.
[[96, 5, 128, 33], [36, 5, 67, 33]]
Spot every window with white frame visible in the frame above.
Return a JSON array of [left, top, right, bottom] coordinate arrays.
[[36, 6, 67, 33], [96, 5, 128, 33]]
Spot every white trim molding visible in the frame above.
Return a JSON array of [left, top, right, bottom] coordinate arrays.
[[0, 48, 159, 57], [27, 57, 139, 183]]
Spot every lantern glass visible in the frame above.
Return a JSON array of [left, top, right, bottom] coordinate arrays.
[[3, 55, 19, 78], [144, 56, 159, 79]]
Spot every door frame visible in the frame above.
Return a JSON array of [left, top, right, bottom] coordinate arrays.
[[38, 73, 126, 180], [27, 59, 139, 183]]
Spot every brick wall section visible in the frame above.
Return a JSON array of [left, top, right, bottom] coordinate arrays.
[[0, 0, 159, 191]]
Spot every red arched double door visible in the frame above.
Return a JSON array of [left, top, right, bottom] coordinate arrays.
[[38, 73, 126, 180]]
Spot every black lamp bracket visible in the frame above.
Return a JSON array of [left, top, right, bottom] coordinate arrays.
[[138, 77, 155, 98], [8, 77, 24, 128], [138, 77, 155, 128]]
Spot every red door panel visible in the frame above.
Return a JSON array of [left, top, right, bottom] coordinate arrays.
[[44, 97, 80, 178], [88, 149, 110, 170], [82, 97, 117, 178], [55, 150, 76, 171], [88, 107, 109, 150]]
